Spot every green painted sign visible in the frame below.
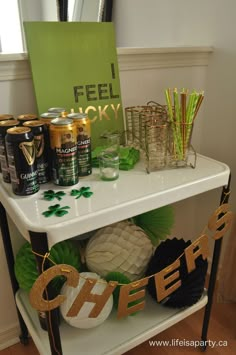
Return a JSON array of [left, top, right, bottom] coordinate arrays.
[[24, 22, 124, 147]]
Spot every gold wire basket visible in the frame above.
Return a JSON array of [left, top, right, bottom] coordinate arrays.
[[125, 103, 197, 173], [125, 103, 167, 149]]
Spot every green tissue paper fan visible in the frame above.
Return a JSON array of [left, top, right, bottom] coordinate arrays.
[[14, 243, 39, 291], [105, 271, 140, 316], [14, 240, 81, 292], [132, 205, 174, 246]]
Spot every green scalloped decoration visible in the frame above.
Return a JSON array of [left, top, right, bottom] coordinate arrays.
[[14, 240, 81, 292], [132, 205, 175, 246], [105, 271, 141, 316]]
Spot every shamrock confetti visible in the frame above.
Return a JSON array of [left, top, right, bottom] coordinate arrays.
[[70, 187, 93, 199], [42, 204, 70, 217], [43, 190, 66, 201]]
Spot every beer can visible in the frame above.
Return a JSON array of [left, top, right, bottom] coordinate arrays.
[[0, 114, 14, 121], [67, 113, 92, 176], [17, 114, 38, 126], [23, 120, 50, 184], [40, 112, 61, 180], [5, 127, 39, 196], [48, 107, 67, 116], [0, 120, 20, 182], [40, 112, 59, 127], [49, 118, 78, 186]]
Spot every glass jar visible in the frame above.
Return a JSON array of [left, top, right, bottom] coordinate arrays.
[[167, 122, 194, 167], [99, 151, 119, 181], [144, 114, 168, 172], [100, 131, 120, 154]]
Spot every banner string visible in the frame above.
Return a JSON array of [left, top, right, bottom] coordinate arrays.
[[41, 253, 61, 355], [32, 232, 207, 289], [198, 191, 231, 237]]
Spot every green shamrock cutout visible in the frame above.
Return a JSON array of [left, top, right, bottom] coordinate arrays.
[[42, 204, 70, 217], [43, 190, 66, 201], [70, 186, 93, 199]]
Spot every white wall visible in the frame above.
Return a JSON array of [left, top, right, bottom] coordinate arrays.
[[114, 0, 235, 151], [113, 0, 232, 47], [19, 0, 43, 21], [0, 78, 36, 116], [114, 0, 236, 266], [0, 217, 26, 350], [0, 74, 37, 348]]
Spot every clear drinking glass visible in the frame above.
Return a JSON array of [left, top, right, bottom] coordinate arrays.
[[167, 122, 194, 167], [144, 114, 168, 172], [100, 132, 120, 154], [99, 151, 119, 181]]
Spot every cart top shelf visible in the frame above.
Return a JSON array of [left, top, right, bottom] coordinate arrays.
[[0, 154, 230, 248]]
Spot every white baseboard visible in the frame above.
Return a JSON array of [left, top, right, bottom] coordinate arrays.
[[0, 323, 20, 351]]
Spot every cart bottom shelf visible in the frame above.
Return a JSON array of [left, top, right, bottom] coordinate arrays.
[[16, 289, 208, 355]]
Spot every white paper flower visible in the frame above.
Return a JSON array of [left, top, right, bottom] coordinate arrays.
[[60, 272, 113, 328], [85, 221, 153, 281]]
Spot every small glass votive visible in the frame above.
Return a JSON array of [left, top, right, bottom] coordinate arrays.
[[99, 151, 119, 181]]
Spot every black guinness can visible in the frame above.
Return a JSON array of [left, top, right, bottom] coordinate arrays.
[[23, 120, 50, 184], [0, 120, 20, 181], [0, 114, 14, 121], [49, 118, 78, 186], [5, 127, 39, 196], [17, 114, 38, 126]]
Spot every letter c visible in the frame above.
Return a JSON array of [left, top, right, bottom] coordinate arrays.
[[29, 264, 79, 311]]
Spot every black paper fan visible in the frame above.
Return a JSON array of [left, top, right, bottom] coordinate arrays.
[[146, 238, 208, 308]]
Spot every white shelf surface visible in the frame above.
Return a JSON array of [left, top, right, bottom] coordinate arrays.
[[16, 289, 208, 355], [0, 154, 230, 248]]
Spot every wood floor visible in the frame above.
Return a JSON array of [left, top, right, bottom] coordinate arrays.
[[0, 300, 235, 355]]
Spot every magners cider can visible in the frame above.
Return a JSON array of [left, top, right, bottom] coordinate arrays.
[[49, 118, 78, 186], [23, 120, 50, 184], [0, 120, 20, 182], [67, 113, 92, 176], [5, 127, 39, 195]]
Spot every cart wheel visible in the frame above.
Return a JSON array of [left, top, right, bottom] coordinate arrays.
[[19, 334, 29, 345]]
